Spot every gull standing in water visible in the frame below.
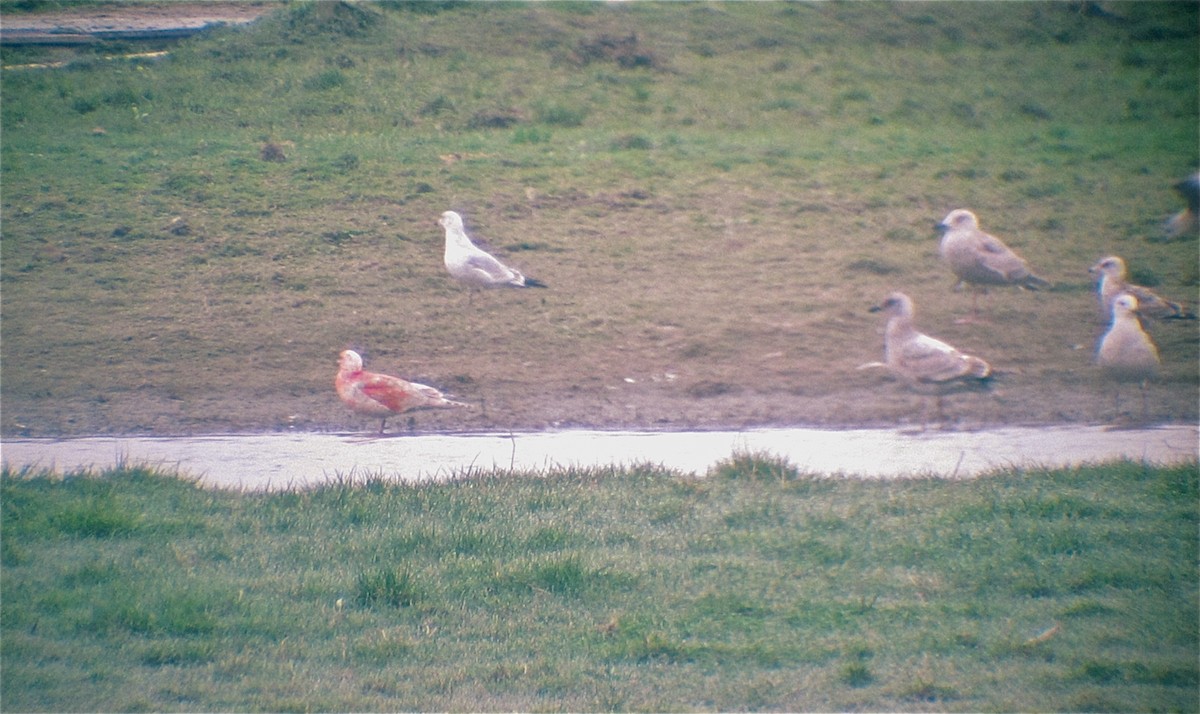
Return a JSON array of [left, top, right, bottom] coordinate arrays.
[[335, 350, 467, 434], [438, 210, 546, 299], [935, 208, 1049, 322], [864, 292, 994, 429]]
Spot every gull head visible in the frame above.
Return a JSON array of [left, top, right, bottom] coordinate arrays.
[[869, 292, 915, 319], [338, 349, 364, 373], [1112, 293, 1139, 319], [1089, 255, 1126, 281], [935, 208, 979, 234], [437, 210, 465, 232]]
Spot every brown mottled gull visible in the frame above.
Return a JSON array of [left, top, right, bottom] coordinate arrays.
[[867, 292, 993, 428], [935, 208, 1049, 322], [1089, 255, 1195, 321]]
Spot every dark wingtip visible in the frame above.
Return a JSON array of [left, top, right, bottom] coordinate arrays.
[[524, 278, 548, 288], [1023, 275, 1052, 290]]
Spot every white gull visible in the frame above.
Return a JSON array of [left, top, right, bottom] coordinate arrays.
[[438, 210, 546, 292]]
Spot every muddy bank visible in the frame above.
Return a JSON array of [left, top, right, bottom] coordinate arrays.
[[2, 1, 1195, 440]]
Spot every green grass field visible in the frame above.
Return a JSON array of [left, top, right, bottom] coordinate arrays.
[[1, 1, 1197, 435], [2, 458, 1196, 711]]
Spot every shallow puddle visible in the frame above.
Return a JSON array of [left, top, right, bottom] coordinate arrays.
[[2, 424, 1196, 491]]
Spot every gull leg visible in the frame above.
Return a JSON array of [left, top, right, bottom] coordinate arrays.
[[955, 288, 989, 324]]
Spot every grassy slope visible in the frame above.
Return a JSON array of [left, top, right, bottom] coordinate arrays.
[[1, 459, 1196, 711], [1, 1, 1198, 435]]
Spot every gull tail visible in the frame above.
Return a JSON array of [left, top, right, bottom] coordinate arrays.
[[964, 355, 993, 381], [1162, 301, 1197, 320]]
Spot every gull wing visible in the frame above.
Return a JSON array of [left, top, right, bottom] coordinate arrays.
[[464, 252, 518, 283], [898, 334, 977, 383], [974, 233, 1030, 281], [361, 373, 427, 412]]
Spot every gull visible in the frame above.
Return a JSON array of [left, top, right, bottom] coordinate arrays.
[[935, 208, 1049, 322], [438, 210, 546, 297], [866, 292, 993, 429], [1164, 171, 1199, 240], [335, 350, 467, 433], [1096, 294, 1160, 420], [1088, 255, 1194, 321]]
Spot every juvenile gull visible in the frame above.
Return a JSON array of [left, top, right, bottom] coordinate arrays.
[[335, 349, 467, 434], [935, 208, 1049, 321], [1096, 294, 1160, 419], [867, 292, 993, 428], [1164, 171, 1199, 239], [1088, 255, 1194, 321], [438, 210, 546, 293]]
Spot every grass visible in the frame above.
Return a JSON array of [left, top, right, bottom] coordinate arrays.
[[0, 1, 1197, 435], [1, 457, 1196, 711]]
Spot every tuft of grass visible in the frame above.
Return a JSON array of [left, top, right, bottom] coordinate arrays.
[[533, 101, 588, 127], [52, 499, 141, 538], [708, 449, 800, 482], [518, 556, 591, 595], [840, 661, 875, 688], [355, 566, 425, 609]]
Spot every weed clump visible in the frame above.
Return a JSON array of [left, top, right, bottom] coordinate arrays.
[[707, 450, 799, 482], [840, 661, 875, 688], [534, 102, 587, 127], [356, 567, 425, 608], [468, 107, 526, 130], [302, 69, 347, 92], [53, 501, 141, 538], [280, 2, 382, 41], [611, 134, 654, 151], [259, 142, 287, 162], [573, 33, 661, 69], [378, 0, 466, 15]]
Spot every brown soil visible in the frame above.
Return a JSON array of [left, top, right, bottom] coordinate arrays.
[[2, 4, 1196, 438]]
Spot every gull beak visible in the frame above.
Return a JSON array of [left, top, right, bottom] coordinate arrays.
[[933, 222, 948, 234]]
